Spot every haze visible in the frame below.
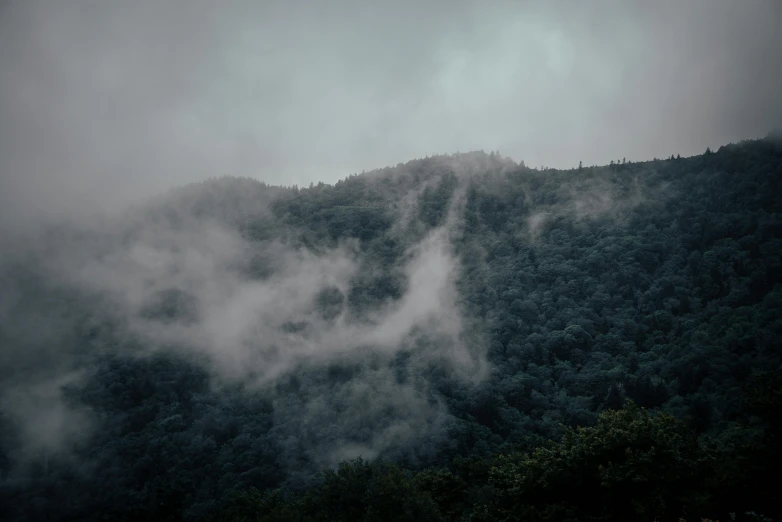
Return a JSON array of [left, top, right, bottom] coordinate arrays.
[[1, 0, 781, 228]]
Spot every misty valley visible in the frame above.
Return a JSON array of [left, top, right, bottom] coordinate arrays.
[[1, 137, 782, 521]]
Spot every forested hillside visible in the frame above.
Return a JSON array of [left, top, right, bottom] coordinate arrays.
[[1, 135, 781, 521]]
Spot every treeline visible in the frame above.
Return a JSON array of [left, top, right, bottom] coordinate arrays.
[[0, 135, 781, 520], [211, 380, 782, 521]]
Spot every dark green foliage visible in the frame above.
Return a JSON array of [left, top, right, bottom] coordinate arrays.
[[316, 286, 346, 321], [214, 460, 444, 522], [1, 139, 781, 520], [208, 401, 779, 521], [302, 459, 442, 521], [489, 401, 703, 521]]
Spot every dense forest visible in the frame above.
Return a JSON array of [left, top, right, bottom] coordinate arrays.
[[1, 134, 781, 521]]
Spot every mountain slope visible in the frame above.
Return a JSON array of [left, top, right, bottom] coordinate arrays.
[[0, 137, 781, 521]]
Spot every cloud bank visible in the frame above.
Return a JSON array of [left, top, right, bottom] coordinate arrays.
[[1, 0, 780, 227], [0, 175, 486, 473]]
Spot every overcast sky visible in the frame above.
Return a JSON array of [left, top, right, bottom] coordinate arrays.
[[1, 0, 781, 225]]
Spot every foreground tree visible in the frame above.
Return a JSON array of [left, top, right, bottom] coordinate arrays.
[[490, 401, 704, 521]]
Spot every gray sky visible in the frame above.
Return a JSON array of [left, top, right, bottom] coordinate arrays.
[[1, 0, 781, 225]]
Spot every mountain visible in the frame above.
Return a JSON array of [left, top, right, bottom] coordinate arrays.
[[1, 137, 781, 521]]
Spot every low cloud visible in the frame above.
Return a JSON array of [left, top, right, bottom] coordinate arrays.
[[1, 176, 486, 473], [1, 372, 92, 465]]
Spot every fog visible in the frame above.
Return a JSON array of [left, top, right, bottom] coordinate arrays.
[[0, 0, 781, 507], [0, 164, 490, 477], [1, 0, 781, 228]]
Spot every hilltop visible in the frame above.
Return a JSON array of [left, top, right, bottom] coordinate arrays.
[[1, 136, 781, 521]]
